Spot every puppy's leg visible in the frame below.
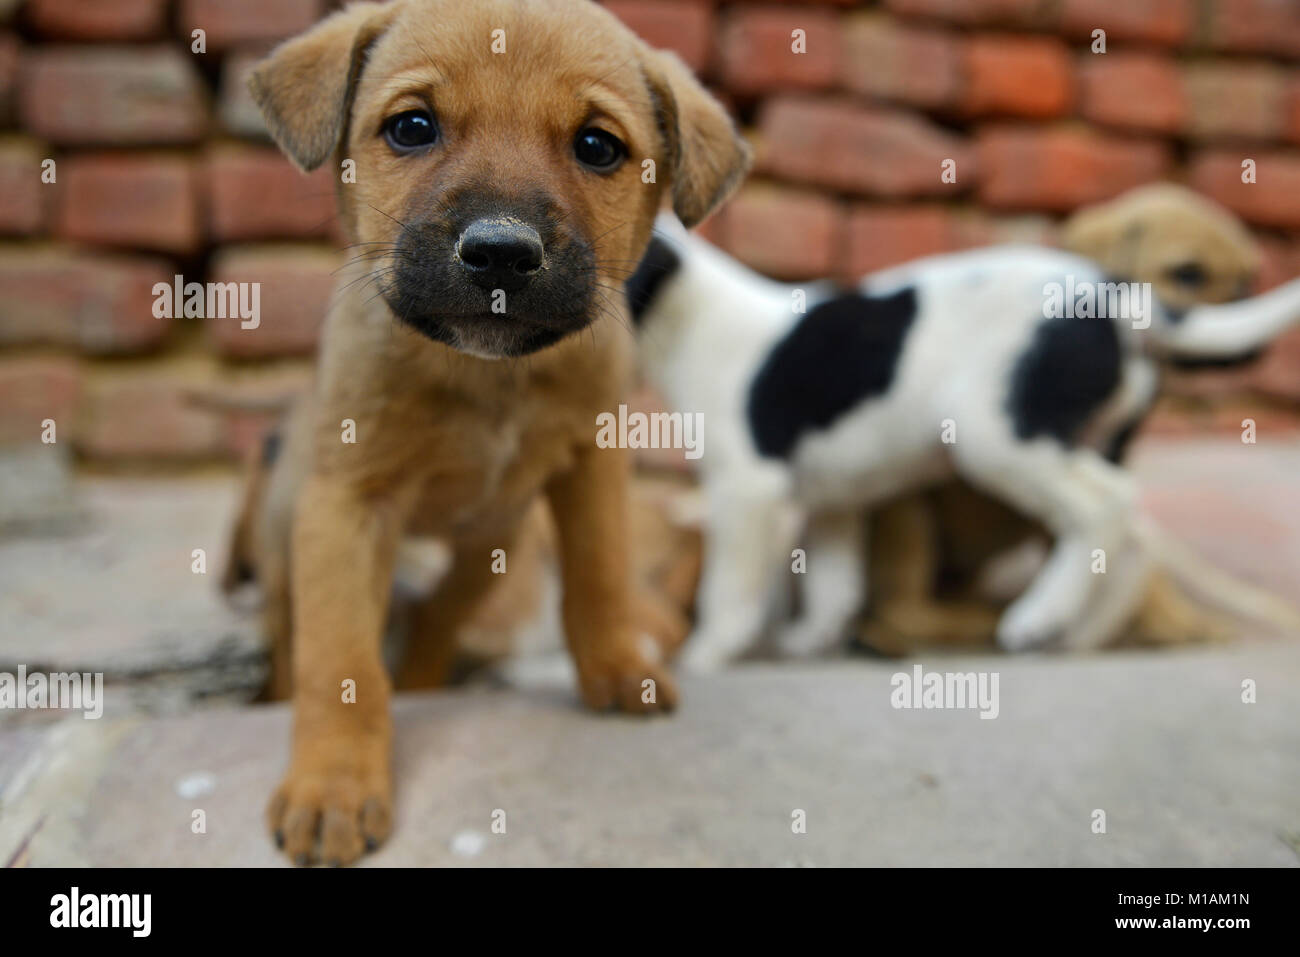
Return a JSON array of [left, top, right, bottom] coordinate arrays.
[[952, 429, 1136, 651], [777, 508, 866, 658], [260, 552, 293, 701], [857, 496, 1001, 655], [1129, 569, 1235, 645], [546, 445, 677, 713], [679, 479, 800, 671], [267, 476, 413, 866], [395, 530, 520, 690], [631, 587, 691, 662], [867, 600, 1002, 656]]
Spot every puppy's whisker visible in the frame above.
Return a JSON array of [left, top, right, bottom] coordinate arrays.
[[366, 204, 416, 234], [587, 286, 634, 336], [589, 221, 630, 251], [334, 249, 402, 274], [330, 265, 401, 310], [649, 226, 690, 254]]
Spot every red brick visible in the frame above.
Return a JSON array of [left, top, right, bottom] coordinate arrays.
[[215, 365, 313, 459], [719, 6, 840, 95], [19, 46, 207, 145], [26, 0, 168, 40], [1079, 53, 1186, 134], [1250, 326, 1300, 403], [844, 205, 957, 277], [1204, 0, 1300, 59], [77, 367, 225, 460], [0, 248, 173, 353], [0, 33, 17, 125], [1239, 238, 1300, 402], [0, 357, 81, 445], [1185, 62, 1287, 142], [717, 184, 843, 279], [883, 0, 1051, 28], [1251, 235, 1300, 293], [953, 210, 1056, 249], [1189, 150, 1300, 228], [0, 137, 48, 235], [207, 146, 337, 241], [179, 0, 326, 51], [1060, 0, 1193, 47], [218, 48, 271, 138], [758, 97, 975, 197], [1288, 79, 1300, 145], [962, 35, 1074, 119], [840, 13, 960, 110], [977, 126, 1171, 212], [206, 245, 338, 357], [56, 154, 201, 254], [603, 0, 714, 74]]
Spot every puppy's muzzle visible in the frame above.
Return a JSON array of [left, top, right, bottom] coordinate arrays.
[[456, 220, 544, 293]]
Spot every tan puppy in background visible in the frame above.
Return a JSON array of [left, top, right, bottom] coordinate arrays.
[[859, 183, 1269, 656], [244, 0, 748, 865]]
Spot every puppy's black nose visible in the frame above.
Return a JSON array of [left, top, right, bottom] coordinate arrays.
[[456, 219, 544, 292]]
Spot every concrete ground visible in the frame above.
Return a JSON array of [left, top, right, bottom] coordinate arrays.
[[1, 649, 1298, 867], [0, 437, 1297, 866]]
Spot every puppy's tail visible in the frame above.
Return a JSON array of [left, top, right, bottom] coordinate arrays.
[[1152, 275, 1300, 364], [1135, 517, 1300, 635]]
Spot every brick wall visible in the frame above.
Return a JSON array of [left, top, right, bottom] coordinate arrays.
[[2, 0, 1300, 465]]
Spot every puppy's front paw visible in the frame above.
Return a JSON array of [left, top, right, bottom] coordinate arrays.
[[677, 622, 754, 673], [678, 644, 725, 673], [574, 640, 678, 714], [267, 745, 391, 867]]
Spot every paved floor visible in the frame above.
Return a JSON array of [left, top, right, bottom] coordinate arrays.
[[1, 647, 1297, 867], [0, 437, 1297, 866]]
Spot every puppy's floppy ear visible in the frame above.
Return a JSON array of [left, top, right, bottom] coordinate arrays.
[[643, 50, 752, 228], [248, 1, 399, 172]]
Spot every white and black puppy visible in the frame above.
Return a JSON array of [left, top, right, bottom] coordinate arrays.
[[630, 214, 1300, 670]]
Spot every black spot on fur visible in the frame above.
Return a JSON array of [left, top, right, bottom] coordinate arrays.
[[625, 236, 681, 324], [1104, 416, 1143, 464], [1169, 347, 1265, 370], [1007, 313, 1122, 445], [748, 287, 917, 459]]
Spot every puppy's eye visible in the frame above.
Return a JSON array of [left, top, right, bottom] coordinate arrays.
[[1167, 261, 1208, 288], [574, 128, 626, 171], [383, 110, 438, 151]]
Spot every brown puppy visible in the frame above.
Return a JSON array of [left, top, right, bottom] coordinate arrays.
[[223, 394, 696, 699], [247, 0, 748, 865], [859, 184, 1263, 656]]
